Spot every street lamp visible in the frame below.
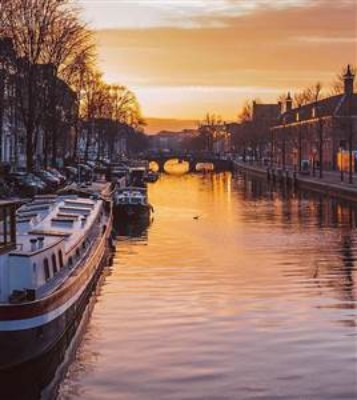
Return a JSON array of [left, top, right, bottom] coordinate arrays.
[[312, 147, 317, 177], [339, 146, 344, 182]]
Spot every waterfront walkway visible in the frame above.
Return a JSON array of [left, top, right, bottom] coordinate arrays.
[[233, 160, 357, 203]]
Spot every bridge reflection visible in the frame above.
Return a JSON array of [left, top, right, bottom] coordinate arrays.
[[146, 153, 232, 174]]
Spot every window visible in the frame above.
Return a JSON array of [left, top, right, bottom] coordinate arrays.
[[76, 248, 80, 258], [52, 254, 58, 274], [58, 250, 64, 269], [68, 256, 73, 269], [44, 258, 50, 281], [82, 241, 86, 250]]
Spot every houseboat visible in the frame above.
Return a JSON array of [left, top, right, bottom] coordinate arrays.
[[113, 187, 153, 223], [0, 194, 113, 370]]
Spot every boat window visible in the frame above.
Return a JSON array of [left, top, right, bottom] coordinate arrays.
[[44, 258, 50, 281], [58, 250, 64, 269], [52, 253, 58, 274]]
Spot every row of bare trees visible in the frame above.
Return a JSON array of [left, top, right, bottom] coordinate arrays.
[[0, 0, 145, 172], [181, 113, 230, 153]]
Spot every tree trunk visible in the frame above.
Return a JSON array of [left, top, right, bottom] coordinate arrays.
[[43, 128, 49, 168], [298, 126, 302, 172], [0, 70, 4, 163], [282, 135, 286, 170], [26, 124, 34, 172], [51, 126, 57, 167], [73, 119, 79, 161], [319, 132, 323, 178]]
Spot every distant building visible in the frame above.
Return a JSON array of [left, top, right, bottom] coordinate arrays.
[[252, 101, 280, 122], [271, 65, 357, 171], [0, 38, 77, 170], [150, 129, 198, 153], [230, 101, 280, 159]]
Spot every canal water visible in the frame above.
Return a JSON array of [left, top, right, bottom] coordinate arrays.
[[57, 170, 356, 400]]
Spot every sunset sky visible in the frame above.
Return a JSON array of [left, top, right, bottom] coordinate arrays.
[[79, 0, 357, 133]]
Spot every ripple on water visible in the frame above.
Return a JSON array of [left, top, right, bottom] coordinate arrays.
[[57, 173, 357, 400]]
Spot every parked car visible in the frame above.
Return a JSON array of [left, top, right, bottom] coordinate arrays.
[[78, 164, 93, 181], [64, 166, 78, 180], [47, 168, 66, 185], [9, 173, 46, 196], [300, 160, 310, 175], [36, 170, 60, 188], [86, 160, 96, 169]]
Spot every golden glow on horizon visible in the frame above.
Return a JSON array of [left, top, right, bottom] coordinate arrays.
[[82, 0, 356, 131]]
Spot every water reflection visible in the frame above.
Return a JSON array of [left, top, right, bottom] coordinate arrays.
[[57, 172, 356, 400], [113, 219, 151, 240], [0, 278, 102, 400], [164, 158, 190, 174]]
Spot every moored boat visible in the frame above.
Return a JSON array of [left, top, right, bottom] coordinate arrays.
[[0, 194, 112, 370], [113, 187, 153, 223], [144, 170, 159, 183]]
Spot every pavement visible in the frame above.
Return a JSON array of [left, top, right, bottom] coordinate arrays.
[[233, 160, 357, 200]]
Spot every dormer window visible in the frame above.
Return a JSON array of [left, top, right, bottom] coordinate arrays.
[[44, 258, 50, 281], [58, 250, 64, 269], [52, 254, 58, 274], [312, 106, 316, 118], [296, 112, 300, 122]]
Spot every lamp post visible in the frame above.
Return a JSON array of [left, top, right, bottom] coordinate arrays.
[[339, 147, 344, 182], [312, 147, 317, 177], [348, 100, 353, 185]]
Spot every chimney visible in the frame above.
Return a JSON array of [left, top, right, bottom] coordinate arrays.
[[37, 236, 45, 249], [278, 101, 283, 114], [30, 238, 37, 252], [344, 64, 355, 96], [286, 92, 293, 112]]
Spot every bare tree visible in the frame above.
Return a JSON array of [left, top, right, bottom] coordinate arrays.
[[330, 65, 357, 95], [297, 83, 325, 177], [64, 52, 95, 161], [0, 0, 94, 171]]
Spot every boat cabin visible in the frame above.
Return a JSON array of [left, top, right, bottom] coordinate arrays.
[[0, 195, 105, 303]]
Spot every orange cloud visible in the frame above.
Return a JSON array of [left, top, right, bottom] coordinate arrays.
[[89, 0, 356, 130]]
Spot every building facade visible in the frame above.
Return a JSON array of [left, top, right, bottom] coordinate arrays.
[[230, 102, 280, 160], [271, 66, 357, 172], [0, 38, 77, 171]]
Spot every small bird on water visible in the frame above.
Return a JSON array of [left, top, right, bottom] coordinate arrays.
[[193, 215, 201, 220]]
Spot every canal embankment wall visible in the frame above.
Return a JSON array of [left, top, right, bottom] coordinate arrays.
[[233, 161, 357, 204]]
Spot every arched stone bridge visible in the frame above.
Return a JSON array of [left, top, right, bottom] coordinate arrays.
[[145, 153, 233, 173]]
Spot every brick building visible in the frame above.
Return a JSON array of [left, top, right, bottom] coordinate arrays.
[[271, 65, 357, 173], [230, 101, 280, 160]]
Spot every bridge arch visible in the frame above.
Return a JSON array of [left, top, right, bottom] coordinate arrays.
[[146, 153, 232, 174], [148, 160, 160, 172]]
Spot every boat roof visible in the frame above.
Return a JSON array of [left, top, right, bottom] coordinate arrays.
[[0, 200, 23, 207], [12, 195, 102, 256], [10, 233, 65, 256], [117, 186, 146, 193]]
